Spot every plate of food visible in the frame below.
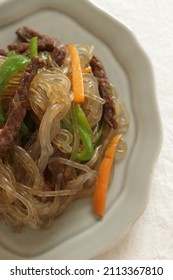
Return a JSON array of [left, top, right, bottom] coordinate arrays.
[[0, 0, 162, 259]]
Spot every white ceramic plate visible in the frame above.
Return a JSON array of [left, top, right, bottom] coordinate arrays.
[[0, 0, 162, 259]]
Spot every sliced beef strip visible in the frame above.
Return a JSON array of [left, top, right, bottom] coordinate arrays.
[[0, 49, 7, 56], [0, 56, 45, 158], [14, 26, 67, 66], [8, 42, 30, 56], [90, 55, 117, 129], [16, 26, 43, 41]]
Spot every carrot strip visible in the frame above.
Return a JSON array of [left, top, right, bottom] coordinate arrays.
[[67, 44, 84, 103], [93, 134, 122, 217], [82, 66, 92, 73]]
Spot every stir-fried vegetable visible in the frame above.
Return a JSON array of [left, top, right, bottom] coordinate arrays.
[[93, 134, 122, 217], [93, 119, 105, 146], [7, 50, 16, 57], [0, 55, 30, 94], [0, 37, 38, 125], [0, 55, 30, 123], [67, 44, 85, 103], [75, 104, 94, 161], [75, 104, 92, 136], [76, 125, 94, 161], [82, 66, 92, 73], [29, 36, 38, 58]]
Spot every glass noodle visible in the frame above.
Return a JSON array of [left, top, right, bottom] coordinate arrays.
[[0, 38, 129, 231]]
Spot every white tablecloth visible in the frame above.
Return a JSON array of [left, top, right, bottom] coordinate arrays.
[[90, 0, 173, 260]]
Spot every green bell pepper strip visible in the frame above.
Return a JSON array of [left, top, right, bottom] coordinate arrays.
[[74, 104, 94, 161], [74, 104, 93, 136], [0, 55, 31, 124], [0, 55, 30, 93], [93, 119, 105, 147], [61, 117, 73, 133], [7, 50, 17, 57], [20, 122, 29, 135], [29, 36, 38, 58], [76, 125, 94, 161]]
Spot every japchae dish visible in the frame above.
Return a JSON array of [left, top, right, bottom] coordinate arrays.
[[0, 26, 129, 231]]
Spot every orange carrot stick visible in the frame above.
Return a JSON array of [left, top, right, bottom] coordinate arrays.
[[82, 66, 92, 73], [67, 44, 84, 103], [93, 134, 122, 217]]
